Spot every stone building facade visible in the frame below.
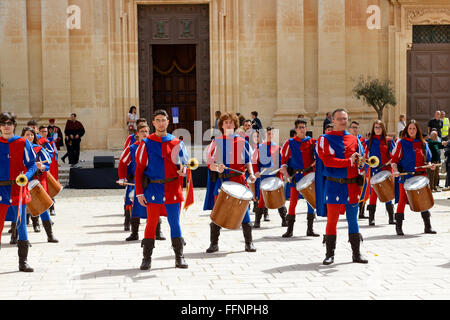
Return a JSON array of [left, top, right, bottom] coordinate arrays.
[[0, 0, 449, 149]]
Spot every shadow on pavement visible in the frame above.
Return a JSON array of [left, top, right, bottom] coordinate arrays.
[[363, 234, 421, 241], [438, 262, 450, 269], [76, 240, 130, 247], [82, 224, 124, 228], [73, 268, 169, 281], [155, 250, 244, 261], [262, 261, 354, 274], [93, 214, 124, 218], [86, 230, 128, 235], [252, 236, 312, 243]]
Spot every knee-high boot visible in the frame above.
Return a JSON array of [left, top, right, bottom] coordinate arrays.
[[386, 203, 395, 225], [278, 206, 288, 227], [31, 216, 40, 233], [206, 222, 221, 253], [282, 215, 295, 238], [155, 218, 166, 240], [395, 213, 404, 236], [126, 217, 140, 241], [26, 213, 30, 225], [306, 214, 319, 237], [367, 204, 376, 226], [322, 235, 336, 265], [42, 220, 59, 243], [18, 240, 33, 272], [172, 237, 188, 268], [421, 211, 437, 234], [124, 205, 131, 231], [242, 223, 256, 252], [358, 202, 368, 219], [49, 202, 56, 216], [253, 207, 263, 228], [263, 208, 270, 221], [349, 233, 368, 264], [140, 238, 155, 270], [10, 222, 17, 244]]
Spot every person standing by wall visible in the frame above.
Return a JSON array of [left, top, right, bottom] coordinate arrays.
[[127, 106, 138, 132], [426, 130, 448, 192], [441, 111, 449, 141], [397, 114, 406, 138], [251, 111, 263, 131], [64, 113, 85, 167], [428, 110, 442, 138], [47, 119, 64, 151]]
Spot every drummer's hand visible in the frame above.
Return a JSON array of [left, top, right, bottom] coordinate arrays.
[[118, 179, 127, 186], [137, 195, 147, 207], [350, 153, 359, 167], [393, 171, 400, 178], [36, 162, 44, 171], [217, 164, 225, 173], [247, 174, 256, 184], [255, 172, 261, 179], [177, 166, 187, 177]]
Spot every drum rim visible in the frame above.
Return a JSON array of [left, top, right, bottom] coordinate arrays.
[[296, 172, 315, 190], [260, 176, 283, 191], [370, 170, 391, 184], [221, 181, 253, 200], [28, 180, 39, 190], [404, 175, 429, 190]]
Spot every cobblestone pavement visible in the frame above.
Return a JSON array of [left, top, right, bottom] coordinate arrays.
[[1, 187, 450, 300]]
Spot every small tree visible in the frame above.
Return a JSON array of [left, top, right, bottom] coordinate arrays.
[[352, 76, 397, 120]]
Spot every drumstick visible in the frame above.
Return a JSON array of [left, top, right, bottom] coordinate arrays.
[[266, 168, 282, 176], [223, 166, 246, 175], [116, 181, 135, 186], [415, 164, 441, 170]]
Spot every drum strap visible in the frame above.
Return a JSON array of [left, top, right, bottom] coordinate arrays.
[[218, 172, 242, 180], [0, 180, 16, 186], [326, 176, 364, 186], [148, 177, 178, 184], [291, 166, 313, 184]]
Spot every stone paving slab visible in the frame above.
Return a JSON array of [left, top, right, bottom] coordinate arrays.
[[1, 187, 450, 300]]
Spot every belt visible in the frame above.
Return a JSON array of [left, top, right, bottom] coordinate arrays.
[[290, 167, 313, 184], [0, 180, 15, 186], [218, 172, 243, 179], [148, 177, 178, 184], [326, 176, 360, 184]]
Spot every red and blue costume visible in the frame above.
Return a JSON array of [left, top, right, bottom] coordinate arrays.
[[30, 144, 53, 223], [119, 134, 138, 230]]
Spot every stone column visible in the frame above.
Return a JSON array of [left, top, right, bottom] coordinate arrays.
[[0, 0, 32, 121], [271, 0, 305, 141], [314, 0, 346, 136], [40, 0, 72, 119]]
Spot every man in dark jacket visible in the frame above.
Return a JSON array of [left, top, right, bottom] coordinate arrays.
[[47, 119, 64, 150], [64, 113, 85, 167], [251, 111, 263, 131]]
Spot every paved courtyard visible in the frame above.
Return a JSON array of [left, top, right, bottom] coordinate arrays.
[[1, 187, 450, 300]]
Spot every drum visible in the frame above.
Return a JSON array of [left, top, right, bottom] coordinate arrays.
[[404, 176, 434, 212], [296, 173, 316, 209], [28, 180, 54, 217], [260, 177, 285, 209], [46, 171, 63, 198], [210, 181, 253, 230], [248, 182, 256, 199], [370, 171, 395, 202]]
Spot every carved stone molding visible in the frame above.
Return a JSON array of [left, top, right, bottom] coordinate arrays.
[[406, 8, 450, 29]]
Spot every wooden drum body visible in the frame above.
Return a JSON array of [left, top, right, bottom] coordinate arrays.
[[210, 181, 253, 230], [296, 173, 316, 209], [404, 176, 434, 212], [28, 180, 54, 217], [260, 177, 285, 209], [370, 171, 395, 203], [248, 182, 256, 200], [46, 171, 63, 198]]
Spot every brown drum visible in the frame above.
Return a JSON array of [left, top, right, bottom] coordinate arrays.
[[210, 181, 253, 229], [28, 180, 54, 217], [260, 177, 285, 209], [404, 176, 434, 212], [46, 171, 63, 198], [248, 182, 256, 200], [370, 171, 395, 203], [296, 173, 316, 209]]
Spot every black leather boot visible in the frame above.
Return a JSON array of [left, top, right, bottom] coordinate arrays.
[[278, 206, 288, 227], [421, 211, 437, 234], [349, 233, 368, 264], [172, 237, 188, 268], [31, 216, 40, 233], [10, 222, 17, 245], [322, 234, 336, 265], [242, 223, 256, 252], [252, 200, 258, 213], [126, 217, 140, 241], [18, 240, 33, 272], [253, 207, 263, 228], [263, 208, 270, 221], [282, 215, 295, 238], [206, 222, 221, 253], [140, 238, 155, 270], [367, 204, 376, 226], [386, 203, 395, 225], [49, 203, 56, 216], [358, 202, 368, 219], [395, 213, 404, 236], [306, 214, 320, 237], [8, 223, 13, 233], [42, 220, 59, 243], [155, 218, 166, 240], [124, 206, 131, 231], [26, 213, 30, 225]]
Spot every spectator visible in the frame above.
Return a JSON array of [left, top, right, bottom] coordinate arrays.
[[324, 123, 334, 134], [397, 114, 406, 138], [426, 130, 447, 191], [238, 114, 246, 127], [323, 112, 332, 134], [251, 111, 263, 130], [47, 119, 64, 150], [236, 119, 252, 137], [213, 110, 221, 130], [289, 128, 296, 138], [127, 106, 138, 131], [428, 110, 442, 138], [441, 110, 449, 141], [64, 113, 85, 167]]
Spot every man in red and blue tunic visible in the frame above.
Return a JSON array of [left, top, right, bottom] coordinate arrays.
[[317, 109, 368, 265], [134, 110, 189, 270], [0, 112, 38, 272], [205, 112, 257, 253], [280, 119, 319, 238], [39, 125, 59, 216]]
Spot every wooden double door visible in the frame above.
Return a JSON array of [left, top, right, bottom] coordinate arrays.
[[138, 4, 210, 137]]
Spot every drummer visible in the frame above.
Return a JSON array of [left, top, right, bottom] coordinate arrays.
[[391, 120, 437, 235], [21, 127, 59, 243], [364, 120, 396, 226], [0, 112, 38, 272], [205, 112, 257, 253], [317, 108, 368, 265], [39, 125, 58, 216], [118, 123, 166, 242], [253, 127, 288, 228], [280, 119, 319, 238]]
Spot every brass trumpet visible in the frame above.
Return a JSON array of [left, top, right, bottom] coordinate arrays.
[[360, 156, 380, 168], [187, 158, 199, 171], [16, 174, 28, 187]]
